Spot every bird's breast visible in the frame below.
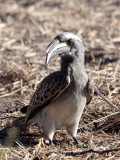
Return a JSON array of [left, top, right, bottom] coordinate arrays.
[[38, 84, 87, 129], [35, 74, 87, 129]]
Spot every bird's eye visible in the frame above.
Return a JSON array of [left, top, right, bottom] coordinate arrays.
[[67, 39, 72, 45]]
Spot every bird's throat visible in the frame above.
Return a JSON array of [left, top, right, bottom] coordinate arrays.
[[60, 57, 73, 77]]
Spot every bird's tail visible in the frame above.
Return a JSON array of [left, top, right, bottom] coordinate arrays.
[[3, 116, 26, 146], [4, 116, 34, 147]]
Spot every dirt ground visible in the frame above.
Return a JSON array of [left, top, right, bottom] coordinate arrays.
[[0, 0, 120, 159]]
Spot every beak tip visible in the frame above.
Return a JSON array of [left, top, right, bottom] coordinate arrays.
[[45, 63, 48, 69], [45, 56, 48, 69]]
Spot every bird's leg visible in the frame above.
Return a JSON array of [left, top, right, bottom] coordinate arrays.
[[44, 139, 53, 146], [66, 122, 87, 148], [43, 125, 55, 146], [73, 136, 82, 148], [66, 121, 80, 147], [66, 121, 79, 137], [73, 136, 79, 145]]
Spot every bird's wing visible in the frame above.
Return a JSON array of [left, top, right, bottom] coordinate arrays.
[[86, 79, 94, 105], [25, 71, 70, 122]]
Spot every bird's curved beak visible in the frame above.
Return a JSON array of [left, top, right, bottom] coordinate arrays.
[[45, 39, 70, 68]]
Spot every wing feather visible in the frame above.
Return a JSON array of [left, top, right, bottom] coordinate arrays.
[[86, 79, 94, 105], [25, 71, 70, 122]]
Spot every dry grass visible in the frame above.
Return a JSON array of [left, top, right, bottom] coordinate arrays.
[[0, 0, 120, 159]]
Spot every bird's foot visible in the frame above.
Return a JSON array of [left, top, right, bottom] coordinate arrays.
[[44, 139, 53, 146], [73, 137, 87, 148]]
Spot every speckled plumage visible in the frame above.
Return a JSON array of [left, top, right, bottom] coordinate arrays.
[[25, 72, 70, 122]]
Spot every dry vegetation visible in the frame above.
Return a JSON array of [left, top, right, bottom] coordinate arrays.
[[0, 0, 120, 159]]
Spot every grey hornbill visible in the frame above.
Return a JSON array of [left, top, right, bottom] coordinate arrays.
[[20, 32, 92, 146]]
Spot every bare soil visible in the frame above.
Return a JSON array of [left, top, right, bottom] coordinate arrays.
[[0, 0, 120, 159]]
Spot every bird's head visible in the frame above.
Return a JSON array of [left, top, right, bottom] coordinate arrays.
[[45, 32, 85, 68]]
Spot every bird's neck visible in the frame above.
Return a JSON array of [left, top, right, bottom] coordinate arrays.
[[60, 57, 73, 76], [61, 56, 85, 78]]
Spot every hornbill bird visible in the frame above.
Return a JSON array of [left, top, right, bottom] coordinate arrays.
[[19, 32, 92, 146]]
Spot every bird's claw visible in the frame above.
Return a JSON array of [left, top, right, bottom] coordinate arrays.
[[44, 139, 53, 146], [73, 137, 88, 148]]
